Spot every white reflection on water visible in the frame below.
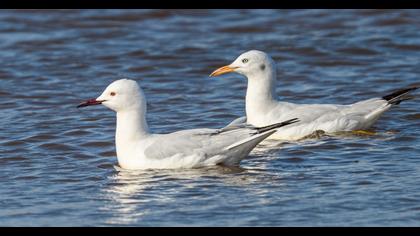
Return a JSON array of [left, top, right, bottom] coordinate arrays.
[[99, 164, 279, 225]]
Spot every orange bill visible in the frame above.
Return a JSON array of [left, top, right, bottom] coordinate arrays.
[[209, 65, 237, 77]]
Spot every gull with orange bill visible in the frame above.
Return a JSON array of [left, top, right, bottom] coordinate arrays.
[[210, 50, 418, 141]]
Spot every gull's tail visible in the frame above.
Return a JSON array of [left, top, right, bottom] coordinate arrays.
[[382, 86, 418, 105], [225, 118, 299, 151], [362, 86, 418, 127]]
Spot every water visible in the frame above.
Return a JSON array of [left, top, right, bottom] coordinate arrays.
[[0, 9, 419, 226]]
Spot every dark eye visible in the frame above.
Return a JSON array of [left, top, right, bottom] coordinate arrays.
[[110, 92, 116, 96], [242, 58, 249, 63]]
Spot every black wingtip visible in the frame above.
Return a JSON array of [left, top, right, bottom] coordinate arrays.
[[256, 118, 300, 133], [382, 86, 418, 105]]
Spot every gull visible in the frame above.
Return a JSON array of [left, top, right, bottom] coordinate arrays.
[[210, 50, 418, 140], [77, 79, 299, 170]]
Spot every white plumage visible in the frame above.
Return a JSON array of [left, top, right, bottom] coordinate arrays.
[[210, 50, 418, 141], [77, 79, 298, 170]]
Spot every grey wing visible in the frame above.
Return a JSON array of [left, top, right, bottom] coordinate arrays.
[[144, 128, 255, 160]]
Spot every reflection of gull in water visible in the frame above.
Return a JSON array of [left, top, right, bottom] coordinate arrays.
[[100, 169, 160, 225], [100, 165, 277, 225]]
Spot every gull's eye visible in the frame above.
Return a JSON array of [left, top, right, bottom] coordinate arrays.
[[242, 58, 249, 64], [110, 92, 116, 96]]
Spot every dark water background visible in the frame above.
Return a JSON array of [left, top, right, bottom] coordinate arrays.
[[0, 9, 419, 226]]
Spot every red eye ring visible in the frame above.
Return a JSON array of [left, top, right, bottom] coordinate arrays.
[[110, 92, 116, 96]]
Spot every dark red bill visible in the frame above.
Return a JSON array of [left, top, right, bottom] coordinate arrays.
[[77, 99, 105, 108]]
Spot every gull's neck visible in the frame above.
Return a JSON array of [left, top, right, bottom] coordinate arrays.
[[245, 67, 278, 125], [115, 103, 149, 162], [116, 108, 149, 140]]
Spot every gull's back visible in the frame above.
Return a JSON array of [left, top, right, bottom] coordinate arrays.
[[253, 97, 391, 140], [142, 127, 260, 168]]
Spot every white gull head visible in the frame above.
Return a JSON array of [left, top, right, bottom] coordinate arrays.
[[210, 50, 276, 80], [95, 79, 146, 113]]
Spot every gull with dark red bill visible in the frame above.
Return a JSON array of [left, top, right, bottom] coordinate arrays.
[[77, 99, 105, 108], [77, 78, 299, 170], [209, 50, 418, 141]]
